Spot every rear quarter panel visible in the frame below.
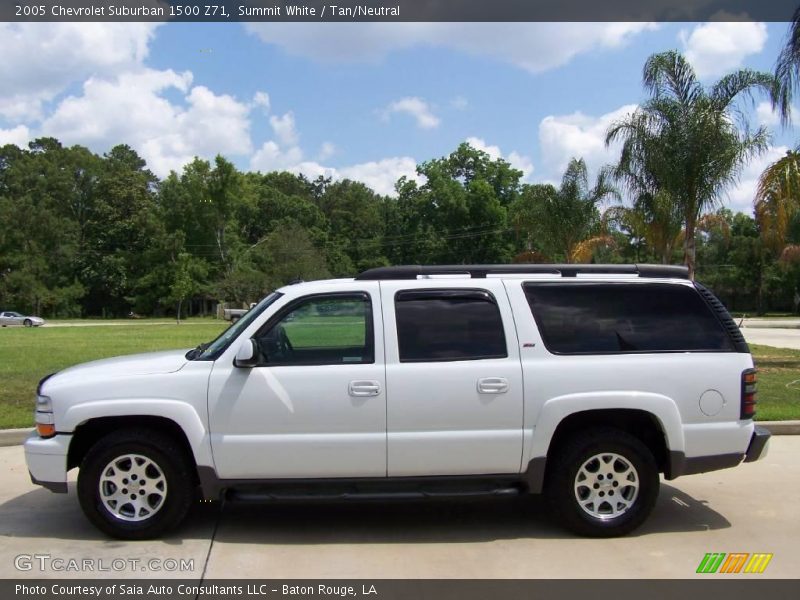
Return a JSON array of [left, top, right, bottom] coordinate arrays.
[[502, 279, 755, 464]]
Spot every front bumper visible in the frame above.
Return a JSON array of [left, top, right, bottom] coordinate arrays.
[[24, 432, 71, 493], [743, 425, 771, 463]]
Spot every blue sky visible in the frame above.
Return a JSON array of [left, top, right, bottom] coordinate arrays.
[[0, 21, 796, 213]]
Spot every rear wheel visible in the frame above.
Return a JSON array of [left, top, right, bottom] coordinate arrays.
[[230, 315, 240, 324], [78, 429, 194, 539], [544, 427, 659, 537]]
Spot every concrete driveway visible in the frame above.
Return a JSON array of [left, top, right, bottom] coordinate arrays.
[[0, 437, 797, 580]]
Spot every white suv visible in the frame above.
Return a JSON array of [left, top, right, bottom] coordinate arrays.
[[24, 264, 770, 539]]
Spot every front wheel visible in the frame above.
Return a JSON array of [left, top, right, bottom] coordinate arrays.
[[544, 427, 659, 537], [78, 429, 195, 539], [23, 319, 32, 327]]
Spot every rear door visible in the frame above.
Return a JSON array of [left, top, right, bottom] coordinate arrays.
[[380, 279, 524, 476]]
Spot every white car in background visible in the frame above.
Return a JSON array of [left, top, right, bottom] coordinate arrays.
[[0, 311, 45, 327]]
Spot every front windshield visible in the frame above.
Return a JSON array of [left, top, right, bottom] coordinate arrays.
[[195, 292, 282, 360]]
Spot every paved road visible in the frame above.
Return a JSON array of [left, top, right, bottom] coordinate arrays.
[[0, 437, 797, 579], [742, 328, 800, 350], [40, 321, 215, 328], [741, 319, 800, 329]]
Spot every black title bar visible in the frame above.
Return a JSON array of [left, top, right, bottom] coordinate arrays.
[[4, 579, 800, 600], [3, 0, 799, 23]]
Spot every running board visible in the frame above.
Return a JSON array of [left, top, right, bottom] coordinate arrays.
[[226, 484, 523, 503]]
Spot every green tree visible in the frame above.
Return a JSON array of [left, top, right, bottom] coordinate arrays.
[[773, 6, 800, 122], [606, 51, 775, 278], [250, 221, 331, 290], [606, 191, 682, 264], [511, 158, 618, 263], [79, 145, 160, 316], [168, 251, 208, 323], [391, 143, 521, 265], [754, 148, 800, 256]]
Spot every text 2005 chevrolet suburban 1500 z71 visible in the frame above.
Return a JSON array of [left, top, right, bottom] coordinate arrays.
[[25, 264, 770, 539]]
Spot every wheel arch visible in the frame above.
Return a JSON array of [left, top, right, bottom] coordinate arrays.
[[68, 415, 199, 477], [524, 400, 682, 493]]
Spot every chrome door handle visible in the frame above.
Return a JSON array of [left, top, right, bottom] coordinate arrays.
[[477, 377, 509, 394], [349, 380, 381, 397]]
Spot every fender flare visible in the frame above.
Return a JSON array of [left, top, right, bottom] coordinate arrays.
[[62, 400, 214, 469], [523, 391, 684, 493]]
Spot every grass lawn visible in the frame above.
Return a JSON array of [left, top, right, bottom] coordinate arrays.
[[1, 324, 797, 428], [0, 322, 226, 429], [749, 344, 800, 421]]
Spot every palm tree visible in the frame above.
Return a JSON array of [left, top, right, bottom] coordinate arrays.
[[606, 190, 683, 264], [606, 51, 774, 279], [754, 148, 800, 258], [511, 158, 618, 263], [774, 6, 800, 122]]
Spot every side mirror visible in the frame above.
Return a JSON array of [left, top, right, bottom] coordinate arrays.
[[233, 339, 258, 368]]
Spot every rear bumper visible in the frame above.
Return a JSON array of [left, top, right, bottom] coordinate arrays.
[[743, 425, 771, 463], [667, 424, 771, 478], [24, 432, 71, 493]]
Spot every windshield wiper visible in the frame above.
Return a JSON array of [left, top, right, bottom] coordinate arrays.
[[185, 342, 210, 361]]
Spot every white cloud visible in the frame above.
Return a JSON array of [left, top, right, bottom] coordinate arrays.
[[451, 96, 469, 110], [318, 142, 336, 161], [0, 23, 159, 120], [538, 104, 638, 180], [680, 20, 768, 80], [754, 101, 798, 127], [382, 97, 440, 129], [269, 112, 299, 146], [726, 145, 788, 214], [250, 140, 304, 173], [250, 137, 418, 196], [465, 136, 534, 179], [245, 22, 657, 74], [0, 125, 31, 147], [252, 91, 271, 113], [40, 68, 254, 177], [338, 157, 420, 196], [756, 101, 780, 126]]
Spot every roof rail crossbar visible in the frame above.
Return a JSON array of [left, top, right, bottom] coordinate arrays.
[[354, 264, 689, 280]]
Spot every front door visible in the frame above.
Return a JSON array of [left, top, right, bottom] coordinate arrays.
[[207, 286, 386, 479]]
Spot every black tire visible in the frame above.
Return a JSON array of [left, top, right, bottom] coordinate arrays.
[[230, 315, 240, 324], [23, 319, 32, 327], [78, 428, 195, 539], [544, 427, 659, 537]]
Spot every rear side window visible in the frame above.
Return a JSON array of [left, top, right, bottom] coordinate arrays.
[[524, 283, 734, 354], [395, 289, 507, 362]]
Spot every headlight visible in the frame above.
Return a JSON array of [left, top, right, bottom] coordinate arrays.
[[34, 395, 55, 437], [35, 395, 52, 412]]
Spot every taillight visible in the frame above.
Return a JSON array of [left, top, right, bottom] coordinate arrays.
[[741, 368, 757, 419]]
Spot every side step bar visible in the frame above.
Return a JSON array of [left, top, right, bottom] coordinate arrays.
[[227, 486, 522, 503]]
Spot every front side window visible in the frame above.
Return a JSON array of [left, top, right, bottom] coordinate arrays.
[[253, 294, 374, 366], [395, 289, 507, 362], [195, 292, 282, 360], [524, 282, 734, 354]]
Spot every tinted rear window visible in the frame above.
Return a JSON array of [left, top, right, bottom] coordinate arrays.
[[395, 290, 507, 362], [524, 283, 733, 354]]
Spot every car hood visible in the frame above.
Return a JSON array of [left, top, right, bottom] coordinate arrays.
[[41, 349, 190, 391]]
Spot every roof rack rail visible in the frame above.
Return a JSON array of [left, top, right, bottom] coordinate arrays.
[[354, 264, 689, 281]]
